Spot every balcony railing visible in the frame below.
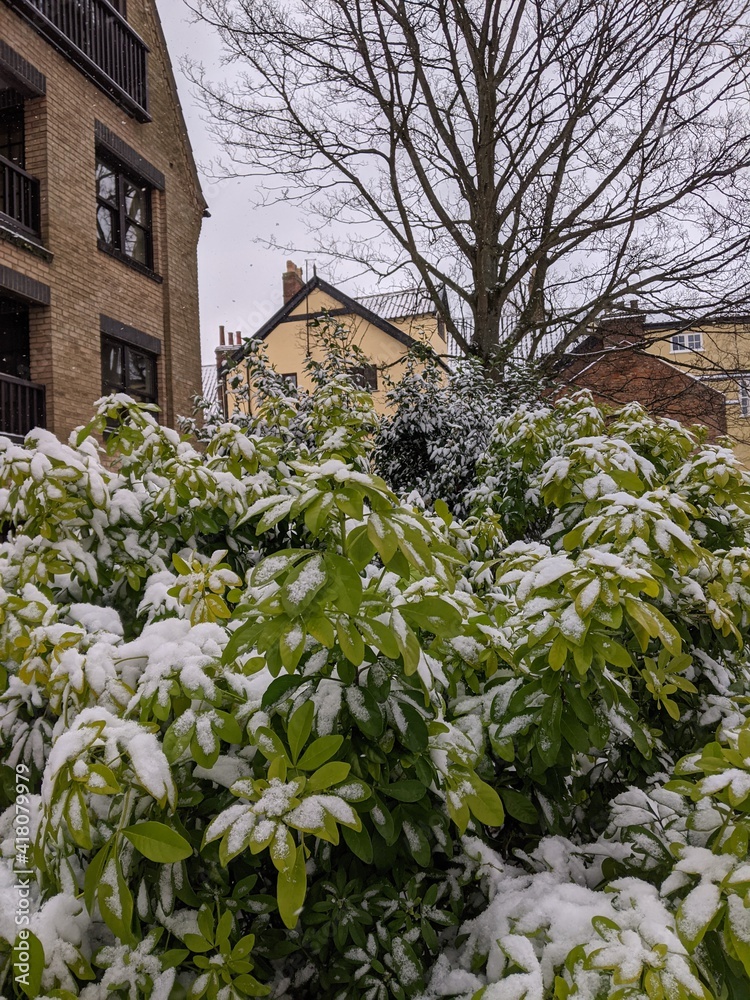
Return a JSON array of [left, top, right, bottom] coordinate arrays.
[[0, 372, 46, 441], [0, 154, 40, 237], [3, 0, 150, 121]]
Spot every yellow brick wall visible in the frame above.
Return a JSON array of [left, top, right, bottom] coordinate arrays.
[[0, 0, 204, 437], [646, 323, 750, 464]]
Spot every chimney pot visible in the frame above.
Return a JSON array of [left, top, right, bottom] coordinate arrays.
[[219, 325, 225, 346]]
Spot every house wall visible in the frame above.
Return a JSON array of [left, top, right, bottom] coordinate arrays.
[[242, 286, 443, 415], [646, 322, 750, 463], [0, 0, 204, 436]]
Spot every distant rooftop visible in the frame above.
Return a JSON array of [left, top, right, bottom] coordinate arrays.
[[201, 364, 220, 410], [356, 287, 436, 322]]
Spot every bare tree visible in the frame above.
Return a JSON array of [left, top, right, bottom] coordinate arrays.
[[189, 0, 750, 364]]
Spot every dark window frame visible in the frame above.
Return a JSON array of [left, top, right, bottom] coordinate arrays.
[[281, 372, 298, 387], [96, 152, 154, 272], [101, 334, 158, 405], [0, 298, 30, 380], [0, 104, 25, 169], [350, 363, 378, 391]]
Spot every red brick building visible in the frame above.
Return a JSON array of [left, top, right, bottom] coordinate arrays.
[[0, 0, 206, 440], [555, 313, 727, 440]]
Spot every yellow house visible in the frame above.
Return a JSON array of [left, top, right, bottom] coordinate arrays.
[[645, 316, 750, 464], [216, 261, 447, 415]]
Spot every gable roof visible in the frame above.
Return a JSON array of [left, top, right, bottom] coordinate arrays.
[[356, 287, 436, 322], [560, 342, 727, 401], [240, 275, 426, 356]]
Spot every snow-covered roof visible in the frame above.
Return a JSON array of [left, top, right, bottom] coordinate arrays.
[[356, 287, 436, 321], [201, 364, 220, 407]]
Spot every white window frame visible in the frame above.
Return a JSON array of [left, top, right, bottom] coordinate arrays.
[[670, 332, 703, 353], [739, 380, 750, 417]]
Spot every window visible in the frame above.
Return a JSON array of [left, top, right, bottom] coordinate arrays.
[[350, 364, 378, 391], [281, 372, 298, 387], [102, 335, 157, 404], [96, 156, 152, 268], [0, 106, 25, 168], [740, 381, 750, 418], [0, 300, 30, 380], [671, 332, 703, 353]]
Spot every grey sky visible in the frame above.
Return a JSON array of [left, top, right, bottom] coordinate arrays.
[[157, 0, 319, 364]]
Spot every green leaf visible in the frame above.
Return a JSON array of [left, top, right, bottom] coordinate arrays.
[[98, 856, 134, 945], [232, 974, 271, 997], [278, 844, 307, 929], [250, 549, 310, 587], [325, 553, 363, 616], [402, 596, 462, 637], [183, 934, 214, 954], [346, 685, 384, 739], [563, 682, 596, 726], [370, 797, 397, 845], [392, 614, 421, 674], [307, 761, 351, 791], [281, 554, 327, 616], [342, 822, 374, 863], [255, 727, 292, 764], [597, 637, 632, 669], [355, 617, 400, 660], [279, 624, 307, 671], [499, 788, 537, 825], [172, 553, 192, 576], [466, 776, 505, 828], [347, 523, 375, 570], [15, 931, 44, 998], [368, 514, 399, 563], [123, 822, 193, 863], [86, 763, 121, 795], [395, 702, 429, 752], [297, 735, 344, 770], [64, 786, 92, 849], [382, 780, 427, 803], [336, 618, 365, 666], [262, 675, 306, 710], [84, 844, 109, 915], [163, 719, 195, 763], [213, 710, 243, 745], [287, 702, 315, 763]]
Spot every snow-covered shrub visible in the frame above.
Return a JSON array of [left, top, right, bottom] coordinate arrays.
[[373, 350, 544, 514], [1, 340, 750, 1000]]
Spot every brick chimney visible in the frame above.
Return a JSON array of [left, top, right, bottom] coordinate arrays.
[[283, 260, 304, 304], [598, 300, 645, 348]]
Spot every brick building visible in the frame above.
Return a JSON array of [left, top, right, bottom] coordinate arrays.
[[555, 312, 728, 442], [0, 0, 206, 440]]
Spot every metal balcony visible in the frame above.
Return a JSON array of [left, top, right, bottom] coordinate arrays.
[[3, 0, 150, 121], [0, 371, 46, 441], [0, 153, 40, 236]]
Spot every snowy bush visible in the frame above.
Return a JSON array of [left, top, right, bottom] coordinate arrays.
[[1, 338, 750, 1000], [373, 350, 544, 514]]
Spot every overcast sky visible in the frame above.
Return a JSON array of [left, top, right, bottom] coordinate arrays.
[[157, 0, 327, 365]]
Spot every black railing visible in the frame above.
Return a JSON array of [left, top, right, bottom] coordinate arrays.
[[0, 372, 46, 441], [0, 154, 40, 236], [4, 0, 149, 121]]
